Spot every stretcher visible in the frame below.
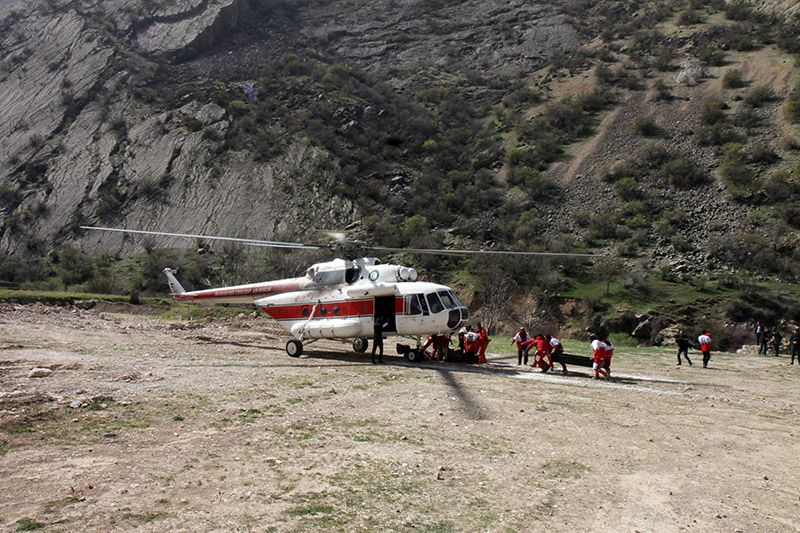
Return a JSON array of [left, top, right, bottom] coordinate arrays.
[[550, 352, 593, 368]]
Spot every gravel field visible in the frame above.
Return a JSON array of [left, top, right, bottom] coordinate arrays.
[[1, 302, 798, 532]]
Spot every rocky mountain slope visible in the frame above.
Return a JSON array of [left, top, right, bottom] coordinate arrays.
[[0, 0, 586, 256], [0, 0, 799, 288]]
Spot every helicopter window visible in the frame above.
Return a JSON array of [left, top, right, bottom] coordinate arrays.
[[320, 306, 327, 316], [418, 294, 429, 315], [448, 290, 465, 308], [333, 306, 340, 315], [426, 292, 444, 314], [302, 307, 310, 317], [437, 290, 458, 309], [405, 295, 422, 315]]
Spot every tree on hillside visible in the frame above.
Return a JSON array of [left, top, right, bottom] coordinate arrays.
[[595, 257, 625, 296], [479, 270, 516, 333]]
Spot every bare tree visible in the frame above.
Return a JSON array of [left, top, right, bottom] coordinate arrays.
[[478, 270, 516, 332]]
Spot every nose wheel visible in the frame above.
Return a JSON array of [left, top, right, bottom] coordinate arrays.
[[286, 338, 303, 357]]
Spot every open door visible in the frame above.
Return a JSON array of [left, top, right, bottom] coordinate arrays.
[[373, 295, 397, 333]]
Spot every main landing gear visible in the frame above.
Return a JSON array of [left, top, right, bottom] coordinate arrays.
[[286, 338, 303, 357], [286, 337, 369, 357], [352, 337, 368, 353]]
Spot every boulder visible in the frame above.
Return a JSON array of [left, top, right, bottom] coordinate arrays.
[[28, 367, 53, 378]]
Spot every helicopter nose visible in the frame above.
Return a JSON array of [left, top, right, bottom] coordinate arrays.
[[448, 308, 468, 329]]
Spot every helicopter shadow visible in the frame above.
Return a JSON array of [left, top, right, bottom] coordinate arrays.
[[434, 368, 492, 421]]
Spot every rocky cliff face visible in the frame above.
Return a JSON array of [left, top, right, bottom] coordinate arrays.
[[0, 0, 585, 256], [296, 0, 582, 82], [0, 0, 797, 284]]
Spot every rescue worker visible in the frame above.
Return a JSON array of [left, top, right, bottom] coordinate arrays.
[[590, 334, 607, 379], [476, 323, 490, 364], [523, 334, 552, 372], [758, 326, 769, 355], [424, 332, 451, 361], [601, 338, 614, 378], [439, 330, 452, 361], [675, 330, 692, 366], [548, 335, 567, 373], [698, 332, 712, 368], [457, 324, 469, 353], [769, 328, 782, 357], [511, 327, 532, 366], [372, 316, 388, 364], [464, 327, 480, 361], [790, 328, 800, 365]]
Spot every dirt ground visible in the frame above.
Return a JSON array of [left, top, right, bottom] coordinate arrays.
[[0, 302, 798, 532]]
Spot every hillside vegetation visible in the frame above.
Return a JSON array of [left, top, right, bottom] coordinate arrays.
[[1, 0, 800, 341]]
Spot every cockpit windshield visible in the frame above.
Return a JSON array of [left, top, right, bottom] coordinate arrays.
[[426, 292, 444, 314], [437, 290, 460, 309]]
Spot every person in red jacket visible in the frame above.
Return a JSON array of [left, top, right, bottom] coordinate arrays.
[[477, 323, 490, 363], [529, 334, 552, 372], [698, 333, 712, 368], [590, 334, 607, 379]]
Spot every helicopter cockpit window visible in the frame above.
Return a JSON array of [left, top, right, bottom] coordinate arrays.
[[437, 290, 459, 309], [405, 294, 423, 315], [426, 292, 445, 314], [419, 294, 429, 315]]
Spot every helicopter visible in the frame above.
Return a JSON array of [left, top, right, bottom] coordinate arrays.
[[81, 226, 598, 361]]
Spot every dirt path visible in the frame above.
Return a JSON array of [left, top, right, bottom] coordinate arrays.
[[1, 303, 798, 532]]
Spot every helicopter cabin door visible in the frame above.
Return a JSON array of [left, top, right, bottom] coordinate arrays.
[[373, 295, 397, 333]]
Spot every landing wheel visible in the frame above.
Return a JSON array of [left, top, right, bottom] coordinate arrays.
[[405, 349, 424, 363], [352, 337, 368, 353], [286, 338, 303, 358]]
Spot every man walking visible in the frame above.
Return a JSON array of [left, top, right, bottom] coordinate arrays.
[[790, 328, 800, 364], [758, 327, 769, 355], [676, 330, 692, 366]]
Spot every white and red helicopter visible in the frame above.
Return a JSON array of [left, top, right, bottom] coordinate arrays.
[[81, 226, 597, 361]]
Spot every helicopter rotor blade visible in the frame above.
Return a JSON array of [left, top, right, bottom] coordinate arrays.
[[80, 226, 600, 257], [367, 246, 602, 258], [80, 226, 323, 250]]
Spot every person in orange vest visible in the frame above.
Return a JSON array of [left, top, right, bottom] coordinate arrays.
[[477, 323, 490, 363], [511, 327, 532, 365], [590, 334, 607, 379], [601, 338, 614, 378], [698, 333, 712, 368]]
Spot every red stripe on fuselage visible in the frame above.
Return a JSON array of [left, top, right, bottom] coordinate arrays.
[[262, 297, 404, 321]]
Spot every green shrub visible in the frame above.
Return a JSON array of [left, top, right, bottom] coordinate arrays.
[[722, 69, 746, 89], [701, 100, 728, 125], [613, 177, 643, 201], [743, 85, 774, 107], [696, 123, 741, 146], [662, 158, 702, 188], [677, 9, 702, 26], [631, 116, 659, 137], [784, 85, 800, 123]]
